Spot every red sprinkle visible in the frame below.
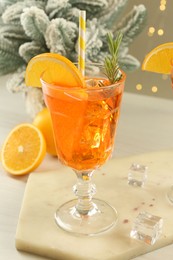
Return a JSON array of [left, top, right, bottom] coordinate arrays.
[[133, 207, 138, 211]]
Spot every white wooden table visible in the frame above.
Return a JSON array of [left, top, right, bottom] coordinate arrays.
[[1, 74, 173, 260]]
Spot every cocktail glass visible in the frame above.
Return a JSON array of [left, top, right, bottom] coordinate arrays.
[[41, 64, 126, 236]]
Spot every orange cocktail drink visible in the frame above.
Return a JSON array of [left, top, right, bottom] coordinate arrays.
[[42, 70, 125, 172], [25, 46, 126, 235]]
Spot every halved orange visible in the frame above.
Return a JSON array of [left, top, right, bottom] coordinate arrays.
[[142, 42, 173, 74], [1, 124, 46, 175], [33, 108, 57, 156], [25, 53, 85, 88]]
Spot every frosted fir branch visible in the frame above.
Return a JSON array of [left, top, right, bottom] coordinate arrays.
[[0, 1, 147, 74], [89, 50, 108, 64], [6, 68, 26, 93], [0, 37, 21, 58], [115, 4, 147, 46], [0, 0, 148, 118], [19, 41, 48, 62], [118, 46, 129, 58], [0, 0, 18, 15], [70, 0, 107, 8], [2, 2, 24, 24], [25, 87, 45, 119], [86, 38, 103, 63], [85, 18, 106, 60], [119, 54, 140, 72], [0, 57, 22, 76], [45, 18, 78, 58], [2, 0, 45, 24], [100, 0, 128, 26], [64, 7, 79, 23], [0, 37, 25, 75], [0, 24, 29, 42], [46, 2, 79, 23], [24, 0, 46, 9], [21, 7, 50, 43], [46, 0, 71, 19], [70, 0, 108, 19]]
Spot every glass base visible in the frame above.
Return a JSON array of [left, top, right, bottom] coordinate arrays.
[[54, 198, 118, 236]]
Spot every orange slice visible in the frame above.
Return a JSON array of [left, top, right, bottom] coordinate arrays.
[[1, 124, 46, 175], [142, 42, 173, 74], [25, 53, 85, 87]]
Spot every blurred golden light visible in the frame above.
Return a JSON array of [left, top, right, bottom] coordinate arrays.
[[160, 4, 166, 11], [160, 0, 166, 5], [148, 27, 155, 37], [151, 86, 158, 93], [158, 29, 164, 35], [149, 27, 155, 33], [136, 84, 142, 91]]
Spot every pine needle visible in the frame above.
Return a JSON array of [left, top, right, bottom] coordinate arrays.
[[104, 32, 123, 84]]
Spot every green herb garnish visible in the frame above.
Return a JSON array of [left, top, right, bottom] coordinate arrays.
[[104, 32, 123, 84]]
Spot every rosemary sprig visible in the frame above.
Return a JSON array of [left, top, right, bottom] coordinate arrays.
[[104, 32, 123, 84]]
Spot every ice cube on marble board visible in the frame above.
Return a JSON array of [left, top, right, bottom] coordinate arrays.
[[128, 163, 148, 187], [130, 211, 163, 245]]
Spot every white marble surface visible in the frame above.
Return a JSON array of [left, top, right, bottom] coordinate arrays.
[[1, 74, 173, 260], [15, 150, 173, 260]]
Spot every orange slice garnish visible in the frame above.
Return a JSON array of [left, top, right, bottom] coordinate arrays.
[[142, 42, 173, 74], [25, 53, 85, 87]]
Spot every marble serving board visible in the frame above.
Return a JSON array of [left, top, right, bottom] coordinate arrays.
[[15, 150, 173, 260]]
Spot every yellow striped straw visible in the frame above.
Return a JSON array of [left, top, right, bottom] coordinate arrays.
[[78, 10, 86, 76]]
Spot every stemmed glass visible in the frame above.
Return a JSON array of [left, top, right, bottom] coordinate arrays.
[[41, 64, 126, 236]]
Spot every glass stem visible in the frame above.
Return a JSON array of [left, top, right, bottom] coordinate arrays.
[[73, 170, 97, 216]]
